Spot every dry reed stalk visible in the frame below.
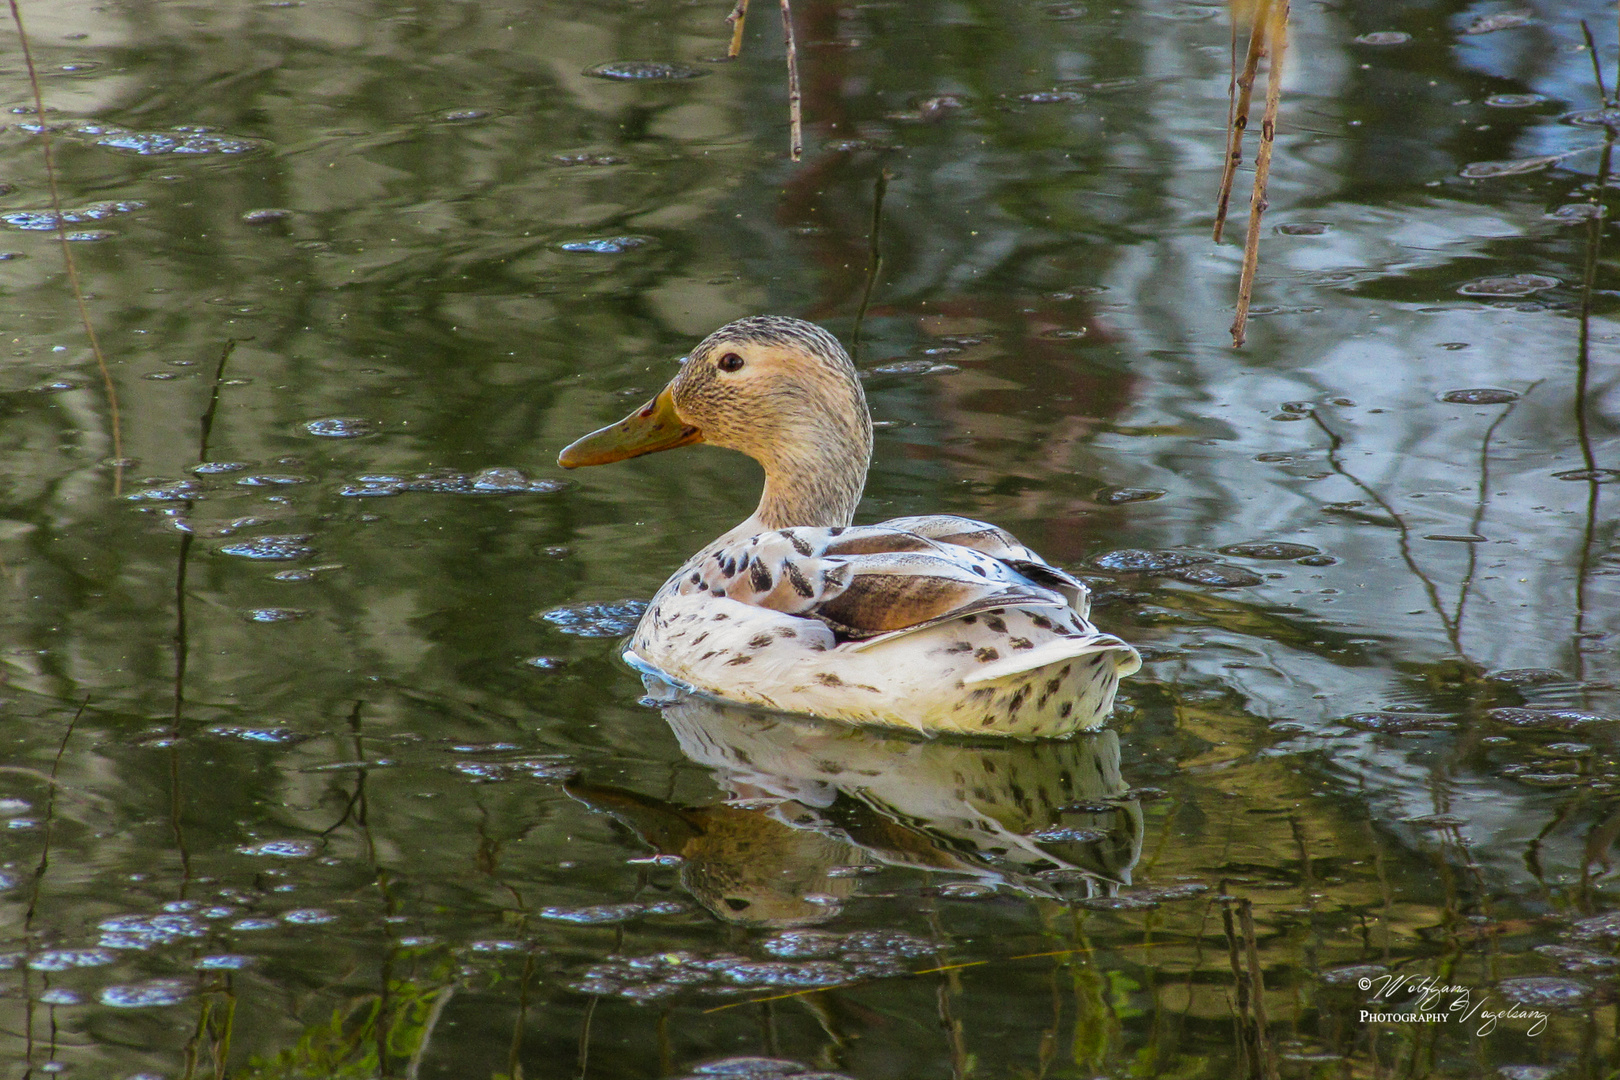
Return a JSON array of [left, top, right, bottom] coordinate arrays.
[[780, 0, 802, 160], [8, 0, 123, 490], [1213, 0, 1272, 243], [726, 0, 750, 58], [1228, 1, 1288, 348]]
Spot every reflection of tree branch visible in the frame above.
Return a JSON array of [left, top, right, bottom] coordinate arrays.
[[1453, 382, 1540, 642], [576, 993, 600, 1080], [1308, 411, 1459, 653], [1573, 87, 1614, 686], [170, 339, 241, 891], [851, 169, 891, 358], [321, 701, 371, 850], [1524, 791, 1584, 901], [22, 696, 84, 1078], [7, 0, 123, 492]]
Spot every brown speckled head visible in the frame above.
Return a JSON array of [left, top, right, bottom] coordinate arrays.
[[669, 316, 872, 529]]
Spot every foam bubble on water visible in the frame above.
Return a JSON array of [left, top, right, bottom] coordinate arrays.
[[1, 200, 146, 230], [28, 948, 116, 971], [536, 599, 648, 636], [1221, 542, 1320, 560], [281, 908, 337, 924], [303, 416, 374, 438], [1458, 274, 1558, 297], [94, 129, 267, 156], [558, 235, 652, 253], [195, 954, 257, 969], [1497, 976, 1591, 1008], [238, 838, 320, 857], [235, 473, 313, 486], [1179, 563, 1263, 586], [219, 535, 313, 560], [1460, 156, 1563, 178], [241, 609, 311, 624], [1096, 487, 1166, 505], [98, 979, 192, 1007], [541, 902, 647, 924], [583, 60, 707, 81], [96, 913, 207, 949], [1089, 549, 1213, 573]]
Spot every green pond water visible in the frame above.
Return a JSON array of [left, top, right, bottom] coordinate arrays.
[[2, 0, 1619, 1076]]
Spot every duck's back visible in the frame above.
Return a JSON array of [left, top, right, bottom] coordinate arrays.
[[628, 515, 1140, 738]]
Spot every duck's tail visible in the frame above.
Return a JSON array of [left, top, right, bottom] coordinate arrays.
[[961, 634, 1141, 688]]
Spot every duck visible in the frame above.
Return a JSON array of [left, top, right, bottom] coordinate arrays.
[[557, 315, 1140, 738]]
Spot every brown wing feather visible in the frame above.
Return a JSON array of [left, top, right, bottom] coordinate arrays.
[[877, 515, 1039, 561], [881, 515, 1088, 607], [813, 553, 1065, 638]]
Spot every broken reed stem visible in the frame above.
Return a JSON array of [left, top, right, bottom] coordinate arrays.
[[779, 0, 802, 161], [726, 0, 750, 58], [1213, 0, 1272, 243], [1230, 1, 1288, 348], [8, 0, 123, 492]]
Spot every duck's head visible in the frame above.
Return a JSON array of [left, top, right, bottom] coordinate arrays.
[[559, 316, 873, 529]]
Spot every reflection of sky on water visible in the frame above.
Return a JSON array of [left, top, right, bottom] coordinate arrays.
[[1452, 0, 1616, 164]]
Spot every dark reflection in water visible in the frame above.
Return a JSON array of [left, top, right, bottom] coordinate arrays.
[[568, 677, 1144, 929], [1, 0, 1619, 1075]]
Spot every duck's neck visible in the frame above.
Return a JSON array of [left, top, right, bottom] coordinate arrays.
[[738, 416, 872, 533]]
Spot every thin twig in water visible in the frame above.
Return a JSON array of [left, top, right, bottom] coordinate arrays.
[[1572, 50, 1615, 686], [7, 0, 122, 492], [1218, 889, 1253, 1077], [577, 993, 599, 1080], [726, 0, 751, 57], [1582, 20, 1609, 106], [1213, 0, 1271, 243], [1232, 1, 1288, 348], [24, 696, 85, 1076], [1237, 899, 1278, 1080], [852, 168, 892, 357], [26, 696, 86, 926], [780, 0, 802, 161]]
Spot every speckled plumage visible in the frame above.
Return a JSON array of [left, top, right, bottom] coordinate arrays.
[[561, 316, 1141, 738]]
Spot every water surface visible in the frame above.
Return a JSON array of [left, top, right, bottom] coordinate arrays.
[[2, 0, 1618, 1076]]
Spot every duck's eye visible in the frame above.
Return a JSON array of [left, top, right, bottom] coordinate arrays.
[[717, 352, 745, 373]]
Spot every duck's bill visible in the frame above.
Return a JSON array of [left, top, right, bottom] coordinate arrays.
[[558, 385, 704, 468]]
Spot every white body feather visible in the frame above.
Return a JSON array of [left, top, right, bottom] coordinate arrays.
[[628, 515, 1141, 738]]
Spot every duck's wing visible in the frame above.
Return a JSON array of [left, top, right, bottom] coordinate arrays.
[[676, 524, 1070, 642], [879, 514, 1089, 611]]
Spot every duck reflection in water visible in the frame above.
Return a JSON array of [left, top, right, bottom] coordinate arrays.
[[566, 675, 1143, 928]]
